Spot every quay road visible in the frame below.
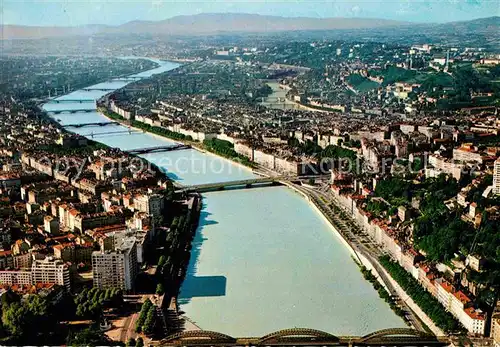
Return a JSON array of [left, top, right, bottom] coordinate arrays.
[[290, 183, 428, 333]]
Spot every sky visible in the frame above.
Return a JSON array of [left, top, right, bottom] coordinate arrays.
[[2, 0, 499, 26]]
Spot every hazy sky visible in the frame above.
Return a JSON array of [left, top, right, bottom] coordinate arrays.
[[3, 0, 499, 26]]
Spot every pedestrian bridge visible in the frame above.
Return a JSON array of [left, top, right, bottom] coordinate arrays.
[[125, 144, 192, 155], [159, 328, 448, 346], [177, 176, 294, 193]]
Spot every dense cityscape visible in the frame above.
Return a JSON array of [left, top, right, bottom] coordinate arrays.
[[0, 5, 499, 347]]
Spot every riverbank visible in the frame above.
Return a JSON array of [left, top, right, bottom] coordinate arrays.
[[97, 107, 257, 175], [283, 182, 446, 335]]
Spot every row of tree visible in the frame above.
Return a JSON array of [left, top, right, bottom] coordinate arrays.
[[359, 265, 405, 318], [135, 299, 156, 335], [203, 138, 254, 167], [74, 287, 123, 320], [379, 255, 463, 333]]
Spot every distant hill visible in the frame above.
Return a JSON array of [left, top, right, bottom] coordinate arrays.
[[109, 13, 408, 35], [1, 13, 498, 40], [434, 16, 500, 34]]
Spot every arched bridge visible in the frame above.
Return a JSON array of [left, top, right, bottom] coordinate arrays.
[[258, 328, 340, 345], [161, 330, 236, 345], [48, 109, 96, 114], [159, 328, 448, 346], [177, 176, 294, 193]]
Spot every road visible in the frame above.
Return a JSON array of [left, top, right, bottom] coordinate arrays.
[[291, 183, 427, 332], [120, 312, 139, 342]]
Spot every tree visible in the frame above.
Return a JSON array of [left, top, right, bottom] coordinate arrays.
[[2, 302, 28, 337], [142, 306, 156, 335], [136, 337, 144, 347], [156, 283, 165, 295], [126, 337, 136, 347], [158, 255, 166, 268], [135, 299, 153, 333]]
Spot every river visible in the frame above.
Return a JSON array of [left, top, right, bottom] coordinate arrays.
[[43, 59, 405, 336]]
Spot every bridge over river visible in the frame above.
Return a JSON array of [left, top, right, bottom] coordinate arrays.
[[177, 176, 294, 193], [125, 144, 192, 155], [63, 122, 119, 128], [82, 87, 116, 92], [47, 109, 96, 114], [45, 99, 95, 104], [159, 328, 448, 347]]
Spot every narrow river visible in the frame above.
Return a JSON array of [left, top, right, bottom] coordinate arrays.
[[43, 59, 405, 336]]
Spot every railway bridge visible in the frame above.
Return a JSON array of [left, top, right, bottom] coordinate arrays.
[[159, 328, 449, 346]]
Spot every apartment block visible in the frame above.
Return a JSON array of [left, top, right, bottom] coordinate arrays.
[[31, 257, 71, 290], [92, 238, 138, 291]]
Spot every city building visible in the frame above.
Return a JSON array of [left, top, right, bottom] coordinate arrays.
[[92, 237, 138, 291], [31, 257, 71, 290], [0, 269, 32, 286], [494, 158, 500, 195]]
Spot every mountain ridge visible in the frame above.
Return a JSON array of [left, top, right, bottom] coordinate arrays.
[[1, 13, 498, 40]]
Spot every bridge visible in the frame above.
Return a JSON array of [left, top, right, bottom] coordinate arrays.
[[159, 328, 449, 346], [82, 88, 116, 92], [81, 129, 140, 138], [177, 176, 293, 193], [125, 144, 191, 155], [62, 122, 119, 128], [48, 109, 95, 114], [261, 96, 287, 103], [46, 99, 95, 104], [113, 76, 144, 82]]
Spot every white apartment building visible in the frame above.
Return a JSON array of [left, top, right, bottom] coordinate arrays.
[[0, 270, 32, 286], [493, 158, 500, 195], [435, 279, 485, 335], [492, 313, 500, 347], [31, 257, 71, 290], [453, 145, 483, 164], [92, 238, 138, 291]]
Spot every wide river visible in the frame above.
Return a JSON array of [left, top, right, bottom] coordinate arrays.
[[43, 59, 405, 336]]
